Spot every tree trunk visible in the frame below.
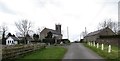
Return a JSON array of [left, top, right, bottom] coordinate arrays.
[[2, 31, 5, 45]]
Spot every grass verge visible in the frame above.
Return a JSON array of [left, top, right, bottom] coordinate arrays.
[[84, 43, 119, 61], [16, 46, 67, 61]]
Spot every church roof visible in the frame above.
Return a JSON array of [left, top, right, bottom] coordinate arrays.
[[41, 28, 62, 35]]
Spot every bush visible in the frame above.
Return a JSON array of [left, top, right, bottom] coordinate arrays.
[[42, 38, 55, 44]]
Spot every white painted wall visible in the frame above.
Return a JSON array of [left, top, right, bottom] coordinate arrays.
[[6, 37, 18, 45], [14, 41, 18, 44]]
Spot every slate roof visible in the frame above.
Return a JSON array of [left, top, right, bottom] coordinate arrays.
[[86, 30, 103, 37], [85, 27, 109, 37], [10, 37, 19, 41], [18, 37, 33, 41], [41, 28, 62, 35], [18, 37, 24, 40]]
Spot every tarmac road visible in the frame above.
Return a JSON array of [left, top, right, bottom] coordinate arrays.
[[62, 43, 104, 61]]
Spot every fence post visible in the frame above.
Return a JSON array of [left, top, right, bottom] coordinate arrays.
[[97, 43, 99, 48], [88, 42, 90, 45], [90, 42, 91, 46], [101, 44, 104, 50], [91, 42, 92, 46], [93, 42, 95, 46], [48, 43, 50, 46], [87, 42, 89, 45], [108, 45, 111, 53]]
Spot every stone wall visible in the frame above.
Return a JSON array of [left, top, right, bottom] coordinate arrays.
[[2, 43, 46, 59], [96, 37, 119, 46], [84, 35, 99, 42]]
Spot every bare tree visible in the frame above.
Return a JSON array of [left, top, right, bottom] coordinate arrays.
[[98, 19, 118, 34], [98, 19, 112, 29], [112, 21, 118, 34], [36, 27, 41, 34], [15, 20, 32, 44], [0, 24, 8, 44], [15, 20, 32, 37]]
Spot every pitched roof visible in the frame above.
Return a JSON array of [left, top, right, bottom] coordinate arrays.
[[41, 28, 62, 35], [18, 37, 33, 41], [10, 37, 19, 41], [86, 29, 103, 37], [85, 27, 109, 37], [18, 37, 24, 40]]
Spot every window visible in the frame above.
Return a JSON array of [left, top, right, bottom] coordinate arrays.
[[8, 41, 9, 43], [10, 41, 11, 43], [12, 41, 14, 44]]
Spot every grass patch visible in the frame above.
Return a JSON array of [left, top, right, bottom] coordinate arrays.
[[84, 43, 119, 61], [16, 46, 67, 61]]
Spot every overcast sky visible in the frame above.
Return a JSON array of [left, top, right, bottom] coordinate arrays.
[[0, 0, 119, 41]]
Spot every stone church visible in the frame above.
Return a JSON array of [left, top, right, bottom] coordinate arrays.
[[40, 24, 62, 40]]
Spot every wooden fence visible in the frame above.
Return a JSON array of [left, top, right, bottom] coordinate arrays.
[[2, 43, 46, 59]]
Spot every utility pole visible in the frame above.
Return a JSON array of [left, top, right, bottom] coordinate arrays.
[[118, 1, 120, 35], [67, 26, 69, 39], [85, 27, 87, 36], [80, 34, 81, 42], [80, 34, 81, 39]]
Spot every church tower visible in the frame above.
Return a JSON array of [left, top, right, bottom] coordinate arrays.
[[55, 24, 61, 34]]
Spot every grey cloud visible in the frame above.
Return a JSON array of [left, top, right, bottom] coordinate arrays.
[[65, 13, 81, 19], [104, 0, 119, 3], [49, 0, 62, 7], [36, 0, 47, 7], [35, 0, 62, 8], [0, 2, 16, 15]]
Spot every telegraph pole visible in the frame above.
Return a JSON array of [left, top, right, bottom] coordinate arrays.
[[85, 27, 87, 36], [118, 1, 120, 34], [67, 26, 69, 39]]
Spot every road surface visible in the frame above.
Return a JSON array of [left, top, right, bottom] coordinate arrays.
[[63, 43, 104, 60]]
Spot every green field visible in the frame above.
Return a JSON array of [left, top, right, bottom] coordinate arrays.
[[84, 43, 119, 61], [17, 46, 67, 61]]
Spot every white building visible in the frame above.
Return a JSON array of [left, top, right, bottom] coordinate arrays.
[[6, 36, 19, 45]]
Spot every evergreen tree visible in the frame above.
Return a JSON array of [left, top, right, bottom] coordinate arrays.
[[33, 34, 39, 41], [45, 31, 53, 38], [7, 33, 12, 37]]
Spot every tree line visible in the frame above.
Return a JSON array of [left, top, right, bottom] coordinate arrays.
[[0, 19, 70, 45], [0, 19, 41, 44]]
